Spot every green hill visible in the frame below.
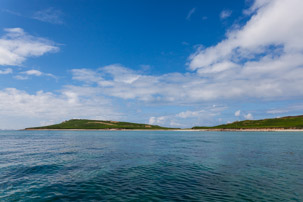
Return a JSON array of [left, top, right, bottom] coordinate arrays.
[[192, 115, 303, 130], [25, 119, 176, 130]]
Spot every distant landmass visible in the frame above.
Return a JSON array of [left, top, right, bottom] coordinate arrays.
[[25, 119, 176, 130], [192, 115, 303, 130], [25, 115, 303, 131]]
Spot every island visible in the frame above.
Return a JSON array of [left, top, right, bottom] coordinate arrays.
[[24, 115, 303, 131], [192, 115, 303, 131], [25, 119, 178, 130]]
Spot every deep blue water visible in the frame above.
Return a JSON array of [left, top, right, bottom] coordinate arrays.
[[0, 130, 303, 201]]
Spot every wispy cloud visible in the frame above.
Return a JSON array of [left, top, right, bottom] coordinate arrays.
[[1, 9, 22, 16], [267, 103, 303, 115], [0, 68, 12, 75], [32, 8, 63, 24], [220, 9, 232, 19], [0, 28, 59, 66], [14, 69, 56, 80], [186, 8, 196, 20], [2, 8, 64, 24]]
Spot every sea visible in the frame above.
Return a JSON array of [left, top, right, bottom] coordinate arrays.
[[0, 130, 302, 201]]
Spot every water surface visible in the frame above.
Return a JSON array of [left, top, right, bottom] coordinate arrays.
[[0, 130, 303, 201]]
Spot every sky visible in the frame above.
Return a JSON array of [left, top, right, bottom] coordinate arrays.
[[1, 0, 303, 129]]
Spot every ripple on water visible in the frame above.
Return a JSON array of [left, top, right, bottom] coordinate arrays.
[[1, 162, 294, 201], [1, 130, 303, 201]]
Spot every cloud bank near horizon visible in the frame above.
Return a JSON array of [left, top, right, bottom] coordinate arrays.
[[1, 0, 303, 129]]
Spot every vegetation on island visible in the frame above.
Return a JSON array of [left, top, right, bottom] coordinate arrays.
[[25, 119, 177, 130], [192, 115, 303, 130], [25, 115, 303, 130]]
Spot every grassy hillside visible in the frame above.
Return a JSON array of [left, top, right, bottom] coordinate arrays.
[[25, 119, 176, 130], [192, 115, 303, 129]]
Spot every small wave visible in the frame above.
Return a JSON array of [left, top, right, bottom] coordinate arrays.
[[4, 164, 61, 179]]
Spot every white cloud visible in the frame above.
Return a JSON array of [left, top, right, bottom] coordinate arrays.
[[186, 8, 196, 20], [0, 88, 120, 129], [148, 106, 226, 128], [148, 117, 156, 125], [244, 113, 253, 120], [0, 28, 59, 66], [59, 0, 303, 128], [190, 0, 303, 70], [71, 68, 102, 83], [176, 107, 224, 119], [14, 69, 56, 80], [32, 8, 63, 24], [235, 110, 241, 117], [2, 0, 303, 129], [220, 9, 232, 19], [187, 0, 303, 100], [23, 69, 42, 76], [14, 75, 28, 80], [267, 103, 303, 115], [148, 116, 166, 125], [177, 110, 205, 119], [70, 59, 303, 104], [0, 68, 12, 74]]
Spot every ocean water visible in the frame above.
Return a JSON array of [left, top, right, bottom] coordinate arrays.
[[0, 131, 303, 201]]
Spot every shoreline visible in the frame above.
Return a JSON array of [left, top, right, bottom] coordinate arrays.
[[23, 128, 303, 132]]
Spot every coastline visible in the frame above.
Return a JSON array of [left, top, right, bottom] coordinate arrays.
[[23, 129, 180, 131], [23, 128, 303, 132], [192, 129, 303, 132]]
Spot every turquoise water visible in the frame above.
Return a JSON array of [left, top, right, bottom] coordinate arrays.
[[0, 131, 303, 201]]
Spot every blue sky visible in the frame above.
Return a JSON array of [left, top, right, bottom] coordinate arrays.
[[1, 0, 303, 129]]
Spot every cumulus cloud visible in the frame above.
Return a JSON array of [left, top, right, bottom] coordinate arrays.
[[23, 69, 42, 76], [0, 28, 59, 66], [190, 0, 303, 69], [68, 0, 303, 104], [3, 0, 303, 129], [59, 0, 303, 127], [71, 61, 303, 105], [0, 88, 120, 129], [235, 110, 241, 117], [187, 0, 303, 100], [149, 106, 226, 128], [244, 113, 253, 120], [72, 65, 203, 103], [149, 116, 166, 125], [65, 0, 303, 127], [32, 8, 63, 24]]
